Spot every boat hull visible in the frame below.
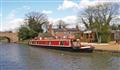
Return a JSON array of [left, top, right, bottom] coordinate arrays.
[[29, 44, 94, 52]]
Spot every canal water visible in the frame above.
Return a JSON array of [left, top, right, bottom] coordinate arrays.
[[0, 43, 120, 70]]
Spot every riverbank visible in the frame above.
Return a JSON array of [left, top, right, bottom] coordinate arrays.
[[82, 41, 120, 53], [18, 40, 29, 45]]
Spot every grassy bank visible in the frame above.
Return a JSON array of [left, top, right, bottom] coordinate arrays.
[[18, 40, 30, 45], [82, 41, 120, 53]]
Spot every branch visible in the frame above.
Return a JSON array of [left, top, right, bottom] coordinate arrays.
[[81, 18, 89, 29]]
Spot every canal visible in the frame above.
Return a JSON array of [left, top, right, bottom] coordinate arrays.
[[0, 43, 120, 70]]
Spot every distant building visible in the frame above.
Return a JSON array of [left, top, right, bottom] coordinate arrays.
[[47, 24, 95, 42], [111, 30, 120, 43]]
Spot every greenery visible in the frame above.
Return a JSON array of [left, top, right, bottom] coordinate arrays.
[[18, 12, 48, 41], [78, 3, 119, 43], [75, 33, 81, 39], [111, 24, 120, 30], [18, 26, 37, 40], [38, 33, 55, 38]]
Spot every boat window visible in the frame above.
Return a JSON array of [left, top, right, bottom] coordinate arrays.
[[60, 41, 64, 45], [72, 39, 76, 42], [48, 41, 51, 45]]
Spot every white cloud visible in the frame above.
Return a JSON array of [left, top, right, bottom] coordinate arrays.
[[58, 0, 120, 11], [97, 0, 120, 2], [1, 6, 31, 31], [111, 14, 120, 25], [118, 16, 120, 19], [49, 17, 59, 24], [23, 6, 31, 10], [62, 16, 86, 29], [79, 0, 97, 9], [49, 15, 84, 28], [58, 0, 79, 10], [2, 18, 24, 31], [2, 10, 24, 31], [42, 10, 53, 14], [78, 0, 115, 8], [62, 16, 77, 24], [2, 7, 52, 31]]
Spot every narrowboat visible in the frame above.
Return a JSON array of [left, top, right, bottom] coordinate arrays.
[[29, 37, 94, 52]]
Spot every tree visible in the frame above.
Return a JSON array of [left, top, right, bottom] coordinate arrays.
[[18, 12, 49, 40], [57, 20, 67, 29], [78, 2, 120, 43], [111, 24, 120, 30], [118, 25, 120, 30], [18, 25, 38, 40], [18, 26, 30, 40], [25, 12, 48, 33]]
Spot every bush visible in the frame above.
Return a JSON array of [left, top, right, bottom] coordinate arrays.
[[18, 26, 38, 41], [98, 32, 111, 43]]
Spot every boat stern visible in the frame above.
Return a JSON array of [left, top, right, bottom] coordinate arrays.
[[79, 45, 95, 52]]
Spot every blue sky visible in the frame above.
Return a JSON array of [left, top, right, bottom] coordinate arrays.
[[0, 0, 120, 31], [1, 0, 81, 18], [0, 0, 79, 31], [2, 0, 78, 19]]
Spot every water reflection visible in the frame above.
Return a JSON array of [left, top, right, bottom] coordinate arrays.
[[0, 43, 120, 70]]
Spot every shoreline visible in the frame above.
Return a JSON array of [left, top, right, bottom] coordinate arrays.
[[94, 49, 120, 53], [81, 42, 120, 53], [17, 40, 29, 45]]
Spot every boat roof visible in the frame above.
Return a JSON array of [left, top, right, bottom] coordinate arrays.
[[31, 39, 71, 41]]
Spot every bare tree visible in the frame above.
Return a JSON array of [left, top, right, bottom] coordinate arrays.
[[78, 2, 120, 43], [57, 20, 68, 29]]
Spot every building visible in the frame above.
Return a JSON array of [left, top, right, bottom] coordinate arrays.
[[47, 24, 95, 42], [111, 30, 120, 44]]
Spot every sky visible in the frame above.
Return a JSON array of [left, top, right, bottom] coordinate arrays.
[[0, 0, 120, 31]]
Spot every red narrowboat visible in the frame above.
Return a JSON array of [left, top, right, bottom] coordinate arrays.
[[29, 37, 94, 52]]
